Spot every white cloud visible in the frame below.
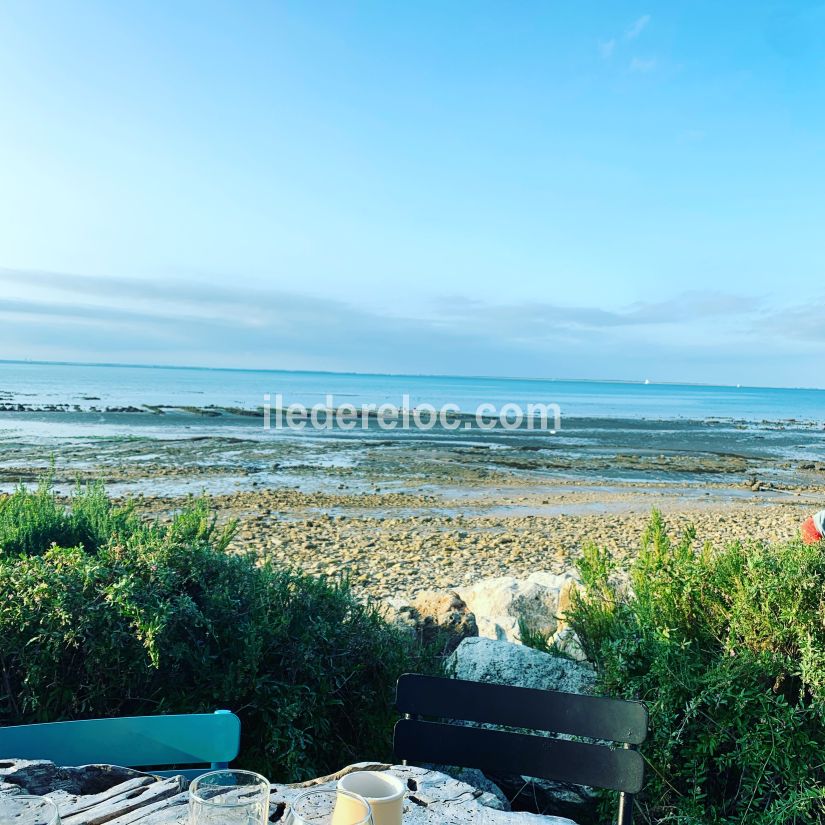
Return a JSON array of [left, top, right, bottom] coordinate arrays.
[[629, 56, 657, 73], [625, 14, 651, 40], [599, 16, 651, 63]]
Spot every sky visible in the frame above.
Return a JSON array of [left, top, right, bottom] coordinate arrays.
[[1, 1, 824, 386]]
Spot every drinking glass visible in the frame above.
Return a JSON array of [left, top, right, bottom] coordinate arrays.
[[290, 788, 372, 825], [189, 769, 270, 825], [0, 795, 61, 825]]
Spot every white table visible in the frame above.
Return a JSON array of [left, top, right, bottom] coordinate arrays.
[[0, 759, 576, 825]]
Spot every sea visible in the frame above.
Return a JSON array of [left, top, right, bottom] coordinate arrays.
[[1, 360, 823, 423]]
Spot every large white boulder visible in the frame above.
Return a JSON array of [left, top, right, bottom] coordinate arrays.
[[446, 636, 595, 695], [457, 571, 580, 645]]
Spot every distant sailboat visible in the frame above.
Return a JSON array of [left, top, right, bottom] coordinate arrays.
[[644, 378, 651, 385]]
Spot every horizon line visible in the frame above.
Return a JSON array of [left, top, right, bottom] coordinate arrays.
[[0, 358, 821, 394]]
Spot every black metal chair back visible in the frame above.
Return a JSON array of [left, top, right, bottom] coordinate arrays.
[[393, 673, 648, 825]]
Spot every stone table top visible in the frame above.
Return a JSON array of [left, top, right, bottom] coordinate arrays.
[[0, 759, 577, 825]]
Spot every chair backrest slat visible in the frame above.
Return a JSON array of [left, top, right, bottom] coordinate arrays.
[[396, 674, 647, 744], [394, 719, 645, 794], [0, 712, 240, 769]]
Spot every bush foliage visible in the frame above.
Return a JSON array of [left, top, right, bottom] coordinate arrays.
[[565, 511, 825, 824], [0, 480, 426, 780]]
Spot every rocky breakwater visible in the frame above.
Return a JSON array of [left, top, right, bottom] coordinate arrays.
[[386, 572, 602, 822]]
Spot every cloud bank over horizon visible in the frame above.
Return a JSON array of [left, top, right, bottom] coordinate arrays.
[[2, 268, 823, 388]]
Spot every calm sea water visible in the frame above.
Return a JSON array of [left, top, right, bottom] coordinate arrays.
[[0, 360, 822, 423]]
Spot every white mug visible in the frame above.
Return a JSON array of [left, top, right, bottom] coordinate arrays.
[[338, 772, 405, 825]]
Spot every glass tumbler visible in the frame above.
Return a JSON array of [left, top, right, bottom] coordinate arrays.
[[189, 769, 270, 825]]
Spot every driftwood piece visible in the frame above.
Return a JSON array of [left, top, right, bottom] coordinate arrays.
[[62, 776, 186, 825], [284, 763, 392, 789], [104, 788, 188, 825], [0, 759, 578, 825], [0, 759, 152, 796], [53, 777, 157, 819]]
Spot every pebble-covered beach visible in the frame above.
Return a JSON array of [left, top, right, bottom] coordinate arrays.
[[3, 405, 824, 600], [216, 484, 823, 599]]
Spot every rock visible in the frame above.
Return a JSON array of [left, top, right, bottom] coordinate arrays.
[[551, 627, 588, 662], [527, 572, 579, 621], [383, 595, 410, 613], [489, 774, 600, 823], [457, 576, 555, 643], [458, 572, 580, 644], [446, 637, 595, 695], [387, 591, 478, 656]]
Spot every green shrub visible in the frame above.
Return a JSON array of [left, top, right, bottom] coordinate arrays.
[[0, 482, 430, 780], [564, 511, 825, 824], [0, 477, 142, 557]]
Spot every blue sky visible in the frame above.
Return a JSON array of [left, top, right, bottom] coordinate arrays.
[[1, 1, 824, 386]]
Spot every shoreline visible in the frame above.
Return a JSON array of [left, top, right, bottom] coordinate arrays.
[[2, 408, 822, 600]]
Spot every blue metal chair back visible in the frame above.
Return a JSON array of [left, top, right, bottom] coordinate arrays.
[[0, 710, 241, 779]]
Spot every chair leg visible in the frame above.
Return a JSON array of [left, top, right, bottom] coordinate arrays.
[[617, 792, 633, 825]]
